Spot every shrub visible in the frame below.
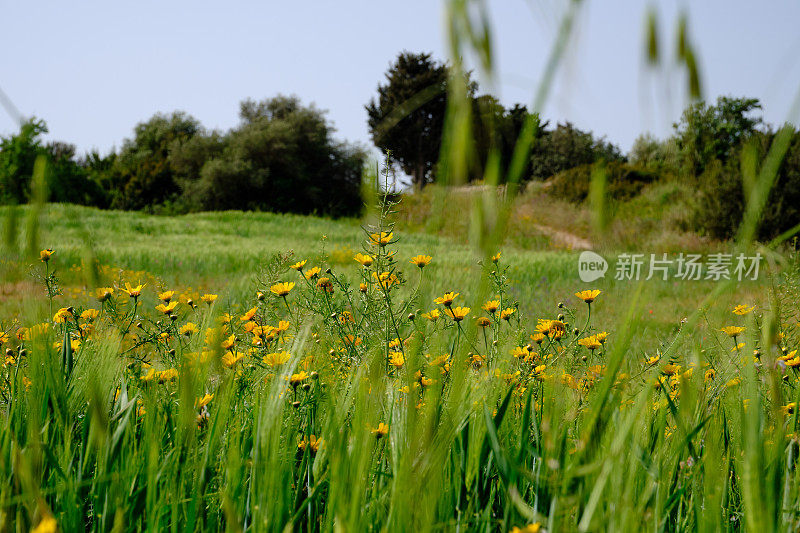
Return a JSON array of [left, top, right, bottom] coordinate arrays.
[[546, 161, 657, 203], [692, 129, 800, 241]]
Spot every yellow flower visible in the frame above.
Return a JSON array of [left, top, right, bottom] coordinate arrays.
[[720, 326, 745, 338], [536, 319, 565, 338], [445, 306, 470, 322], [354, 253, 374, 267], [482, 300, 500, 314], [32, 515, 57, 533], [578, 336, 601, 350], [80, 309, 99, 321], [121, 282, 145, 298], [389, 351, 404, 368], [275, 320, 290, 333], [531, 332, 545, 344], [155, 301, 179, 315], [298, 434, 322, 454], [304, 266, 321, 279], [222, 350, 245, 368], [371, 422, 389, 438], [201, 293, 218, 305], [500, 307, 516, 321], [733, 304, 755, 315], [359, 282, 368, 293], [240, 307, 258, 321], [195, 393, 214, 408], [575, 289, 601, 303], [434, 292, 459, 306], [96, 287, 114, 302], [783, 403, 796, 416], [372, 271, 398, 290], [220, 334, 235, 350], [316, 277, 334, 293], [510, 524, 541, 533], [157, 368, 179, 383], [511, 346, 528, 358], [180, 322, 199, 336], [290, 371, 309, 386], [595, 331, 609, 343], [476, 316, 491, 328], [158, 290, 175, 302], [270, 282, 295, 297], [369, 231, 393, 247], [704, 368, 716, 382], [646, 355, 660, 366], [290, 259, 307, 271], [491, 251, 501, 263], [140, 368, 156, 382], [410, 255, 432, 268], [263, 350, 291, 368], [53, 307, 73, 323], [421, 309, 441, 321], [39, 249, 55, 262]]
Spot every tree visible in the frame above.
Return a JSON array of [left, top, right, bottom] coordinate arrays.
[[0, 118, 105, 206], [693, 126, 800, 240], [108, 111, 202, 210], [185, 95, 364, 216], [471, 97, 543, 183], [674, 96, 763, 177], [0, 118, 48, 204], [529, 122, 623, 181], [366, 52, 449, 190]]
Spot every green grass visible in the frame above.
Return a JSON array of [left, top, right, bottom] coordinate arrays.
[[0, 202, 768, 349]]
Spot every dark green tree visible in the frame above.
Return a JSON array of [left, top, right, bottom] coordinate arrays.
[[0, 118, 48, 204], [366, 52, 449, 190], [0, 118, 105, 206], [186, 95, 364, 216], [529, 122, 623, 181], [693, 126, 800, 241], [108, 111, 202, 210], [471, 97, 543, 182], [674, 96, 763, 177]]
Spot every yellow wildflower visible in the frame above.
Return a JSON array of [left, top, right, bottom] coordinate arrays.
[[270, 282, 295, 297], [575, 289, 601, 303]]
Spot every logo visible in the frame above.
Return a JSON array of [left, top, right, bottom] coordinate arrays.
[[578, 251, 608, 282]]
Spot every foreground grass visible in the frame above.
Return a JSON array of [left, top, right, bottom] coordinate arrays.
[[0, 199, 796, 531]]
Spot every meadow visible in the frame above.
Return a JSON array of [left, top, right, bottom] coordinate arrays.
[[0, 189, 797, 531]]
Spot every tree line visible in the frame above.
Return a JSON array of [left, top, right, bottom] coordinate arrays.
[[0, 50, 798, 240]]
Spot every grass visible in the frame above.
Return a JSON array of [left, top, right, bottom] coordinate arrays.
[[0, 195, 795, 531], [0, 202, 768, 351]]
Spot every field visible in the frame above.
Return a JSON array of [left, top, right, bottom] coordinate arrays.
[[1, 194, 797, 532]]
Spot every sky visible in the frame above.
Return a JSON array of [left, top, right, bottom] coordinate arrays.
[[0, 1, 798, 156]]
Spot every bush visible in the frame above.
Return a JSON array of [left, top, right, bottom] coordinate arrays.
[[692, 129, 800, 240], [182, 95, 364, 217], [546, 161, 657, 203]]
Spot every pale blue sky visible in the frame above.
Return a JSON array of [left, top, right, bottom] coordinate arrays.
[[0, 1, 798, 155]]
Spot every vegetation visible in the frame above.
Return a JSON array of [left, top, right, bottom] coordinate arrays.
[[1, 1, 799, 531], [0, 190, 795, 530]]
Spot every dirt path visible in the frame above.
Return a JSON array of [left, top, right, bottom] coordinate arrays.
[[533, 224, 592, 250]]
